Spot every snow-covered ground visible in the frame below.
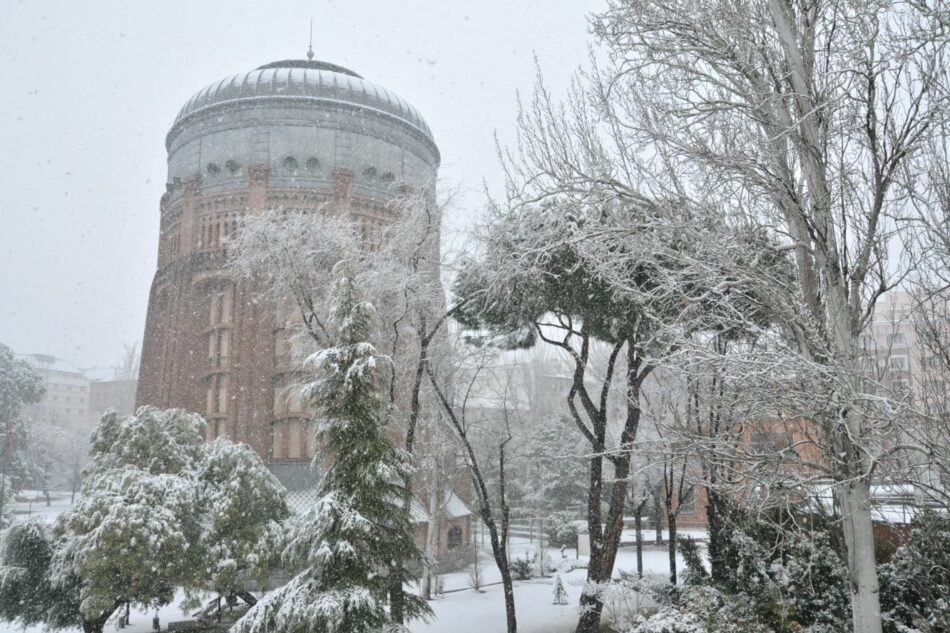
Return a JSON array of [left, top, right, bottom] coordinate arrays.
[[410, 536, 692, 633], [1, 494, 701, 633], [9, 490, 73, 524]]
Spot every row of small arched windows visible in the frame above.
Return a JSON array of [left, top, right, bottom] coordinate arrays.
[[169, 157, 400, 188], [206, 159, 241, 176], [280, 156, 397, 184]]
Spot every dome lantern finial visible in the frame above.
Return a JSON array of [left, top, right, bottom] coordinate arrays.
[[306, 17, 314, 61]]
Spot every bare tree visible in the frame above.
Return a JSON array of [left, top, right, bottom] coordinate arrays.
[[424, 341, 520, 633], [905, 130, 950, 506]]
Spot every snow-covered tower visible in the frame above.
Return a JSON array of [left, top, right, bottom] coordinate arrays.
[[136, 59, 440, 470]]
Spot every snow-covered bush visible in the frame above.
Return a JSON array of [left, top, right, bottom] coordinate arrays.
[[0, 408, 290, 633], [630, 610, 708, 633], [195, 438, 289, 597], [510, 552, 535, 580], [728, 526, 849, 632], [627, 595, 768, 633], [675, 508, 850, 633], [545, 511, 579, 548], [879, 511, 950, 633], [60, 465, 201, 618], [597, 578, 658, 631], [778, 530, 851, 632]]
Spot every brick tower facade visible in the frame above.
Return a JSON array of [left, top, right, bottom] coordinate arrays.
[[136, 59, 441, 470]]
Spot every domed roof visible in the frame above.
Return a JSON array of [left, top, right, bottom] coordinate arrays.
[[170, 60, 434, 143]]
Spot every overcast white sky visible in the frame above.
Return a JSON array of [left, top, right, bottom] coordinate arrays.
[[0, 0, 602, 369]]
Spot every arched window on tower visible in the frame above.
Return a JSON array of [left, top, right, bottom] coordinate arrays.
[[208, 284, 233, 368], [270, 421, 281, 460], [282, 156, 299, 174], [206, 282, 233, 426]]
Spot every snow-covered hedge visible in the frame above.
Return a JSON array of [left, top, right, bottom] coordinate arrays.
[[879, 511, 950, 633]]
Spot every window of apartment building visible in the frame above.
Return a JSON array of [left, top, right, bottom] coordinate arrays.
[[892, 378, 911, 393], [888, 355, 909, 371], [927, 379, 946, 395], [750, 431, 791, 453], [888, 333, 907, 346], [924, 355, 945, 370]]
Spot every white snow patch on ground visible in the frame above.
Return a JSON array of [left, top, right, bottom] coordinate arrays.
[[409, 536, 694, 633]]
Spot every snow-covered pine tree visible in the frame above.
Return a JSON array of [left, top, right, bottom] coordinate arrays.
[[234, 265, 431, 633], [0, 519, 77, 628]]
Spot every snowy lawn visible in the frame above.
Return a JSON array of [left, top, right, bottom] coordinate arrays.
[[409, 536, 696, 633], [10, 490, 74, 524], [414, 578, 580, 633]]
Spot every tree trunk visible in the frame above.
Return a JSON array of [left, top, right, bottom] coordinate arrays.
[[82, 605, 118, 633], [575, 455, 607, 633], [667, 509, 677, 585], [477, 498, 518, 632], [420, 485, 443, 600], [575, 346, 648, 633], [389, 575, 404, 624], [653, 487, 663, 545], [826, 283, 884, 633], [634, 507, 643, 578], [839, 477, 883, 633], [706, 487, 725, 584], [426, 362, 517, 632]]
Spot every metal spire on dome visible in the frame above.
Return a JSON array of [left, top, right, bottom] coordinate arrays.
[[306, 17, 314, 61]]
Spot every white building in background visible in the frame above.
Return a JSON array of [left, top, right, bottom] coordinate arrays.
[[865, 291, 949, 401], [19, 353, 138, 432], [867, 292, 919, 395], [19, 354, 91, 432]]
